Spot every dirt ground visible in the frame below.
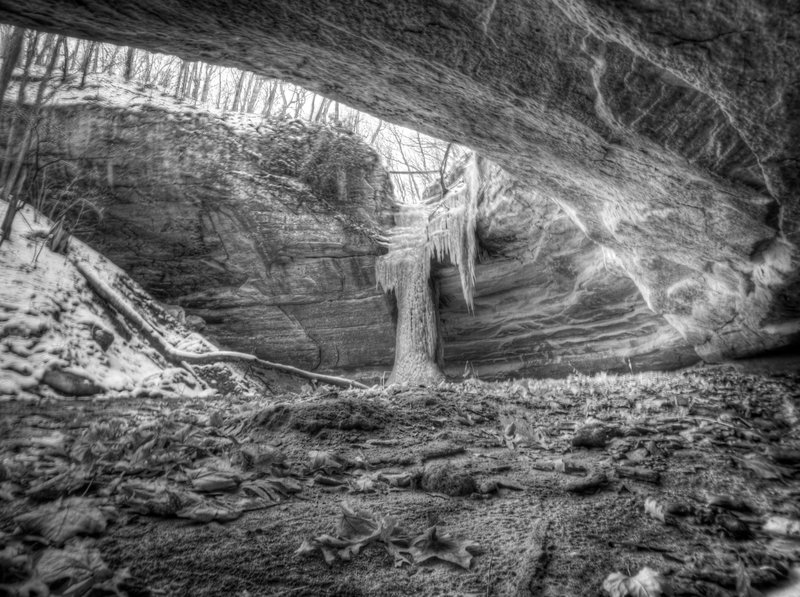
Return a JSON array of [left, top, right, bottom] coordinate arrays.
[[1, 362, 799, 597]]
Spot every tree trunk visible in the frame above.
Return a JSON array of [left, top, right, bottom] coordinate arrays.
[[246, 76, 263, 113], [308, 93, 316, 120], [239, 72, 253, 112], [141, 52, 152, 86], [68, 38, 80, 70], [0, 26, 24, 103], [293, 88, 307, 118], [60, 37, 70, 81], [123, 46, 135, 81], [35, 33, 53, 66], [229, 70, 246, 112], [189, 61, 201, 101], [261, 79, 277, 116], [200, 63, 212, 104], [277, 84, 289, 118], [215, 67, 223, 108], [174, 60, 187, 98], [79, 41, 95, 88], [388, 256, 445, 385], [0, 35, 63, 246], [103, 46, 119, 74], [314, 97, 330, 122]]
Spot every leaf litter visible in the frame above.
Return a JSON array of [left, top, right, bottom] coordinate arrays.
[[297, 503, 478, 570], [0, 364, 799, 595]]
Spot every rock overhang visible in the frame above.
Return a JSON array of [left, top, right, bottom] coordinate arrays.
[[2, 0, 798, 364]]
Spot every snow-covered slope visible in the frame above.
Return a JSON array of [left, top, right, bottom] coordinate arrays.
[[0, 200, 268, 401]]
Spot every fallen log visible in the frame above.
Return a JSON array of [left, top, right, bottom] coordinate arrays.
[[72, 257, 368, 390]]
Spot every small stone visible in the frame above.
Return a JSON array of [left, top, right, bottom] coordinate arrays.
[[186, 314, 206, 332], [91, 325, 115, 351], [615, 465, 660, 484], [421, 462, 476, 496], [625, 447, 649, 463], [768, 446, 800, 466], [717, 513, 753, 540], [565, 472, 607, 495], [42, 368, 103, 397], [572, 424, 617, 449], [241, 444, 287, 471]]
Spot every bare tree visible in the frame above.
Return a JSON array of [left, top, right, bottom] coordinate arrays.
[[261, 79, 278, 116], [0, 35, 64, 246], [0, 26, 24, 102], [200, 63, 213, 104], [229, 70, 246, 112], [246, 76, 263, 113], [79, 41, 96, 88]]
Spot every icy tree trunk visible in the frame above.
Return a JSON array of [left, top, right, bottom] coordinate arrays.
[[388, 256, 444, 385]]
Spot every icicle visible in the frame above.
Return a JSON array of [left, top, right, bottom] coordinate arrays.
[[377, 153, 485, 313]]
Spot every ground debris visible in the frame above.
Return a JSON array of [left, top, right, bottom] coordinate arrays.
[[14, 497, 108, 545], [296, 502, 478, 569], [1, 364, 798, 596], [603, 566, 667, 597]]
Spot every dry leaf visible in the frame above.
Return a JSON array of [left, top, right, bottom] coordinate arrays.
[[34, 539, 112, 594], [240, 477, 300, 501], [241, 444, 286, 471], [603, 567, 666, 597], [377, 471, 413, 488], [296, 503, 476, 570], [15, 498, 107, 545], [644, 497, 666, 524], [0, 577, 49, 597], [408, 526, 477, 570], [309, 450, 344, 473], [337, 504, 383, 543], [735, 454, 791, 480], [350, 475, 376, 493], [176, 502, 242, 523], [119, 480, 192, 517], [191, 470, 240, 492]]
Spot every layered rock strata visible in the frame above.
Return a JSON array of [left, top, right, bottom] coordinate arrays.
[[3, 0, 796, 360], [438, 163, 699, 379], [0, 90, 396, 375]]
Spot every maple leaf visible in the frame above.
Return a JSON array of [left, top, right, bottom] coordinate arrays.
[[33, 539, 112, 595], [408, 526, 477, 570], [14, 498, 107, 545]]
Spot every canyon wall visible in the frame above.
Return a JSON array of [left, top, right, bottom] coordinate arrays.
[[4, 80, 703, 380], [0, 86, 396, 376], [439, 164, 699, 379], [3, 0, 796, 361]]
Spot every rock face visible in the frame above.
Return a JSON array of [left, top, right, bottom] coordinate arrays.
[[1, 90, 396, 375], [438, 163, 699, 379], [3, 0, 797, 362], [5, 84, 700, 380]]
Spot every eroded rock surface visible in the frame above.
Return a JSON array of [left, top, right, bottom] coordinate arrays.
[[439, 164, 699, 378], [2, 0, 797, 363], [0, 87, 396, 374]]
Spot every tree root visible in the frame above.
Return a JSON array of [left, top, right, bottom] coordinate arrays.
[[72, 257, 368, 390]]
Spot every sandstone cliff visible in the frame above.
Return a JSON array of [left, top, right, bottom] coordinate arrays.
[[2, 0, 795, 363], [0, 82, 396, 376], [438, 163, 699, 379]]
